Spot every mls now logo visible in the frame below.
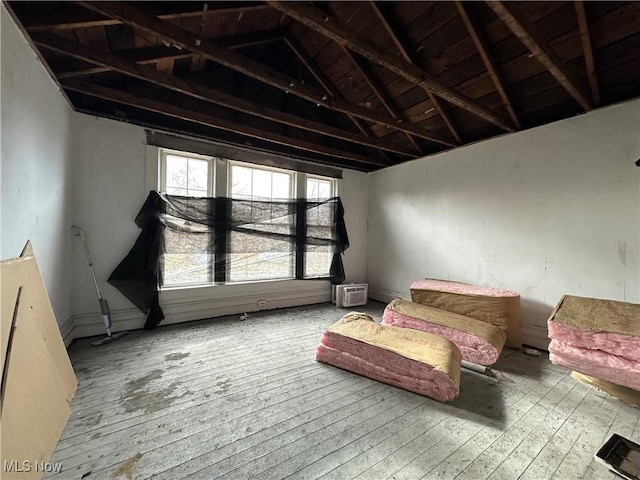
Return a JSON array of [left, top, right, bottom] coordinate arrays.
[[3, 460, 63, 474]]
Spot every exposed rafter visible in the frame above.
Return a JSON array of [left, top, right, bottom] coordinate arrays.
[[285, 34, 364, 136], [574, 0, 600, 106], [24, 3, 272, 32], [33, 32, 412, 158], [341, 46, 424, 155], [56, 29, 287, 79], [8, 0, 640, 173], [283, 35, 393, 160], [78, 1, 455, 147], [368, 1, 462, 144], [486, 1, 592, 112], [456, 1, 521, 129], [297, 4, 409, 159], [62, 80, 386, 167], [268, 0, 514, 132]]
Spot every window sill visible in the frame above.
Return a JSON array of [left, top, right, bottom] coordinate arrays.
[[159, 277, 331, 301]]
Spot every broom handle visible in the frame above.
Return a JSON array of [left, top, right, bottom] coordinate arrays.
[[72, 226, 103, 300]]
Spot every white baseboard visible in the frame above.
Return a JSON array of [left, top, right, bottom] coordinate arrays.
[[367, 285, 409, 304], [60, 316, 75, 347], [71, 281, 332, 339]]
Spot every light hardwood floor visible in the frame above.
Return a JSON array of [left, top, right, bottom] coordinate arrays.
[[47, 301, 639, 480]]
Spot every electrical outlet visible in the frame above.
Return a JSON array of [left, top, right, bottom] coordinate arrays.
[[257, 299, 267, 307]]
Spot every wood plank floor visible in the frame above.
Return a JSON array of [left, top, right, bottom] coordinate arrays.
[[47, 301, 640, 480]]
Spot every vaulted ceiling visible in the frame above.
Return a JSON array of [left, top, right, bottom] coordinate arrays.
[[6, 1, 640, 171]]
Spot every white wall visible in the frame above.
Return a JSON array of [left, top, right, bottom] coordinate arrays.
[[70, 113, 370, 337], [367, 100, 640, 349], [69, 114, 148, 329], [340, 169, 368, 284], [1, 7, 74, 336]]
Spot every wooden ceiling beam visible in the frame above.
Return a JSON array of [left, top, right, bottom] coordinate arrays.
[[456, 1, 521, 130], [56, 29, 287, 79], [284, 36, 393, 163], [268, 0, 514, 132], [73, 105, 374, 172], [25, 3, 272, 32], [428, 96, 461, 145], [187, 28, 287, 73], [284, 35, 384, 150], [56, 47, 192, 79], [62, 80, 385, 166], [486, 1, 593, 112], [78, 1, 454, 147], [574, 1, 600, 106], [368, 1, 462, 145], [341, 47, 424, 155], [32, 32, 411, 158], [284, 36, 339, 100]]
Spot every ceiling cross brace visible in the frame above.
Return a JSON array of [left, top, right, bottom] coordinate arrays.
[[486, 1, 592, 111], [25, 3, 273, 32], [456, 1, 521, 130], [341, 46, 425, 155], [56, 29, 287, 79], [268, 0, 513, 132], [62, 80, 386, 166], [32, 31, 413, 158], [283, 35, 394, 162], [369, 1, 462, 144], [78, 1, 455, 147], [574, 0, 600, 106]]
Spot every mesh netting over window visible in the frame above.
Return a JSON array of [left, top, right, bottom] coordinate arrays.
[[108, 191, 349, 329]]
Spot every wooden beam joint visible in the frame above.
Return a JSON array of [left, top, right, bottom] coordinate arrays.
[[269, 0, 514, 132], [486, 1, 593, 111]]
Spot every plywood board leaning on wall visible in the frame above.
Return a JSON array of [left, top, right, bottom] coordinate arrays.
[[1, 242, 78, 479]]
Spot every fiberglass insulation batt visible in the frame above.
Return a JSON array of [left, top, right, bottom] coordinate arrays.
[[382, 299, 507, 366], [410, 279, 522, 348], [316, 312, 461, 402], [547, 295, 640, 391]]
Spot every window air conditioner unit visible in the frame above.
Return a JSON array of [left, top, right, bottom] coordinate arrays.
[[335, 284, 368, 308]]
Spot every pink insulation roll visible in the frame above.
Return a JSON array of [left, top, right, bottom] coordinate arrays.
[[382, 299, 507, 366], [410, 279, 522, 348], [549, 339, 640, 390], [547, 295, 640, 391], [316, 312, 461, 402], [548, 322, 640, 364]]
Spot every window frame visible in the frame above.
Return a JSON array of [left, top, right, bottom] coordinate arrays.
[[304, 174, 338, 279], [226, 160, 298, 283], [155, 147, 339, 289], [227, 160, 297, 201], [159, 148, 216, 198], [306, 174, 337, 200]]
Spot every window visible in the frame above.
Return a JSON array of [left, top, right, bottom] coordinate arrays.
[[228, 163, 296, 283], [307, 176, 334, 200], [160, 150, 215, 286], [157, 148, 338, 288], [229, 164, 293, 200], [161, 151, 213, 197], [305, 176, 336, 278]]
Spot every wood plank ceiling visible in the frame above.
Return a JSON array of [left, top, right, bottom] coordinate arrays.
[[6, 1, 640, 172]]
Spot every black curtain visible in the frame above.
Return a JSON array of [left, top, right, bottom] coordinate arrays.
[[108, 191, 349, 329]]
